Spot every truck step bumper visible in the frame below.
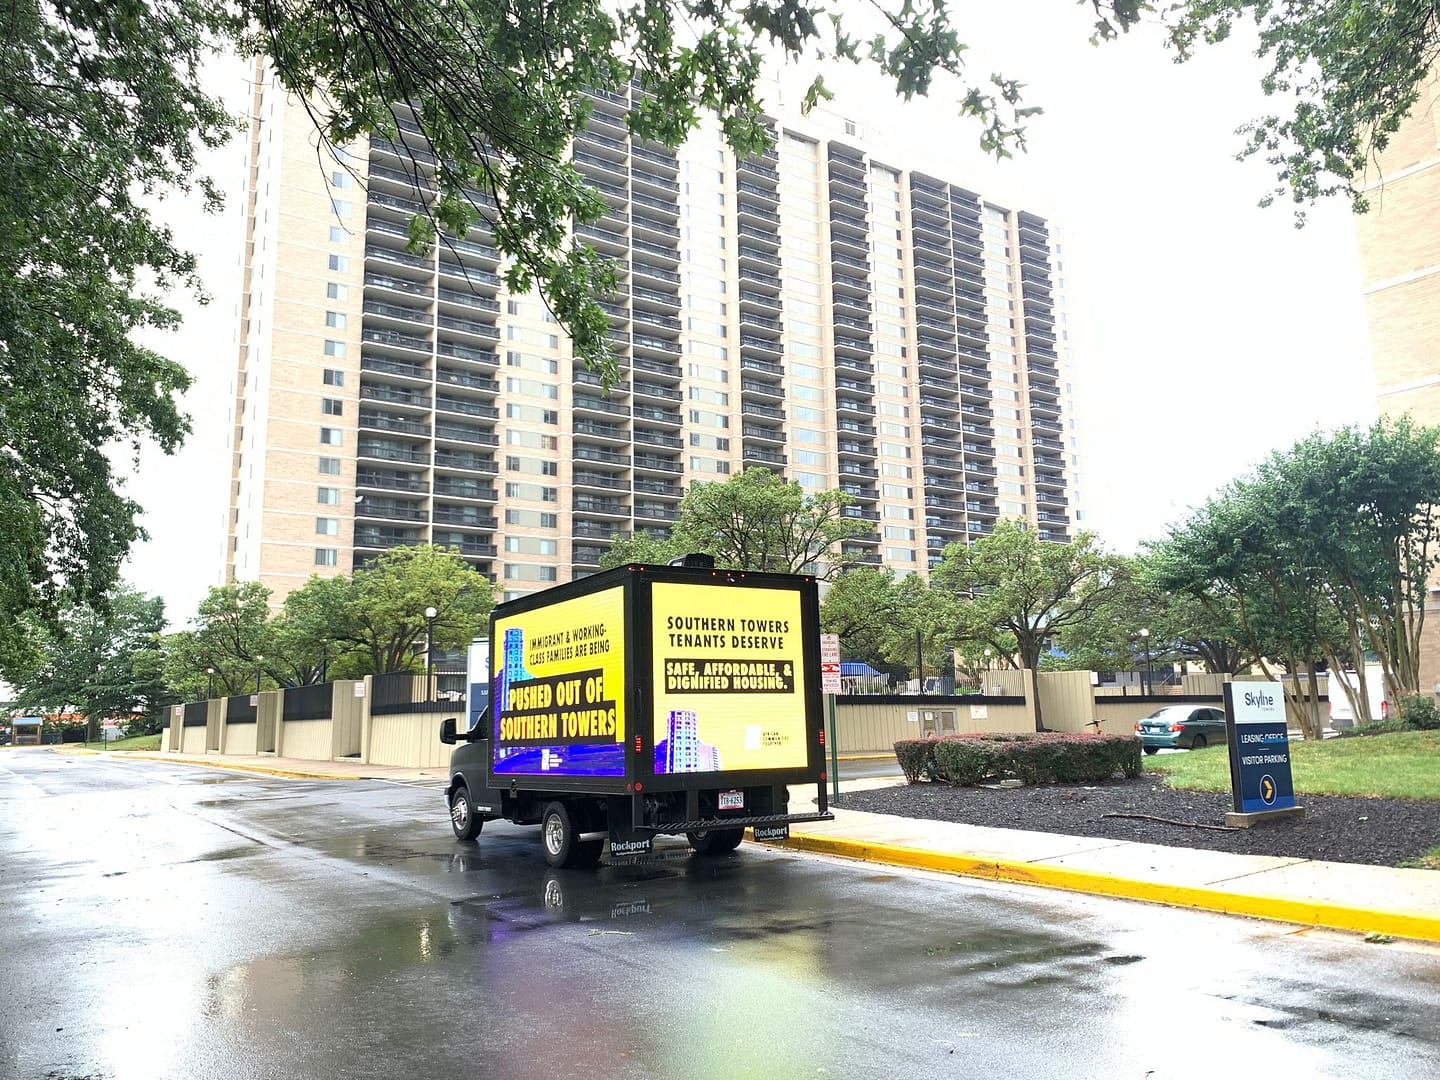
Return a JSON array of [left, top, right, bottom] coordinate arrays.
[[641, 811, 834, 835]]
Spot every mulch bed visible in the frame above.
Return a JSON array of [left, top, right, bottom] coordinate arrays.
[[836, 777, 1440, 868]]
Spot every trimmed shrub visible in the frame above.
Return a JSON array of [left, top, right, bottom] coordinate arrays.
[[893, 739, 941, 783], [1399, 695, 1440, 731], [895, 732, 1140, 786]]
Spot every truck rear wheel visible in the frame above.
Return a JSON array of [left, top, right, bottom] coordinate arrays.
[[688, 828, 744, 856], [449, 785, 483, 841], [541, 801, 602, 868]]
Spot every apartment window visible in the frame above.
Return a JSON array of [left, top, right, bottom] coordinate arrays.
[[316, 517, 339, 536], [323, 368, 345, 386], [883, 505, 914, 520], [688, 387, 729, 406], [882, 484, 912, 500], [1001, 501, 1026, 515], [323, 340, 345, 357], [689, 433, 729, 451], [330, 199, 352, 217], [328, 226, 348, 243], [793, 406, 823, 423], [505, 509, 559, 528], [506, 429, 558, 450], [326, 311, 347, 330], [505, 377, 557, 400], [880, 442, 910, 458], [319, 457, 341, 475], [505, 565, 559, 582], [793, 450, 823, 466], [315, 549, 339, 567], [791, 362, 822, 380], [322, 398, 343, 416], [505, 456, 558, 476], [328, 254, 349, 272], [793, 428, 823, 444], [506, 325, 559, 349], [505, 482, 558, 502], [505, 350, 559, 375], [687, 362, 728, 382], [505, 403, 558, 425], [794, 471, 823, 488], [878, 402, 909, 418], [326, 283, 348, 301], [505, 537, 558, 555], [318, 487, 340, 505], [884, 526, 915, 541], [320, 428, 342, 446], [882, 463, 912, 478]]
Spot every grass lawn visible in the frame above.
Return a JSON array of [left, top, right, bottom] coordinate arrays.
[[1143, 730, 1440, 800], [82, 734, 162, 752]]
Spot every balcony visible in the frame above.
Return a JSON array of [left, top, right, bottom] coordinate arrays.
[[433, 506, 499, 529], [356, 470, 427, 494], [358, 440, 428, 466], [359, 410, 430, 437], [360, 385, 430, 411], [436, 395, 500, 420], [741, 447, 787, 467], [633, 453, 682, 474], [434, 448, 497, 473], [434, 422, 498, 446], [573, 419, 628, 442], [574, 496, 630, 518]]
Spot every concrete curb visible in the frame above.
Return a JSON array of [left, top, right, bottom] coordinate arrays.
[[769, 832, 1440, 944]]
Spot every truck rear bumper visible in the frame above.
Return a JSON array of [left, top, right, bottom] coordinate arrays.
[[639, 811, 834, 835]]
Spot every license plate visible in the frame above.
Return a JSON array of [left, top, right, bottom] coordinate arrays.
[[718, 790, 744, 810]]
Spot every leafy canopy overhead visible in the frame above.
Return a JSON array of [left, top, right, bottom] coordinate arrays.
[[5, 0, 1431, 649]]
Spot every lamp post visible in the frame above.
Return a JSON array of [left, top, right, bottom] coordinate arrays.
[[255, 654, 264, 694], [1139, 628, 1152, 696], [425, 606, 438, 701], [206, 667, 216, 699]]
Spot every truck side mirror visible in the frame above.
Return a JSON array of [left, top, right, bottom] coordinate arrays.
[[439, 717, 458, 745]]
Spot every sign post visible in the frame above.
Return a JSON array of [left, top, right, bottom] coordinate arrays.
[[820, 634, 841, 805], [1223, 681, 1305, 827]]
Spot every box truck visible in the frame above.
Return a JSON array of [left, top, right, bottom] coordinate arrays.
[[440, 559, 835, 867]]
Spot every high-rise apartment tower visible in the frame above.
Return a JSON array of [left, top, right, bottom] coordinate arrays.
[[228, 66, 1085, 601]]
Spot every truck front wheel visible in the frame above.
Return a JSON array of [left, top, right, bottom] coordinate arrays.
[[449, 786, 483, 842], [688, 828, 744, 856]]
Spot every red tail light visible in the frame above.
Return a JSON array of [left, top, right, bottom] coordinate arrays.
[[1134, 723, 1142, 732], [1167, 724, 1184, 732]]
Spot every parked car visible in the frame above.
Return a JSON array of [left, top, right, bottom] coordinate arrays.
[[1328, 667, 1388, 730], [1134, 705, 1227, 754]]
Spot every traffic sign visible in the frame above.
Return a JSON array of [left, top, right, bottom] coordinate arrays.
[[820, 633, 840, 665]]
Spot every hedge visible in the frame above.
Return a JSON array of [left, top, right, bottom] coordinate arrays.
[[894, 733, 1141, 786]]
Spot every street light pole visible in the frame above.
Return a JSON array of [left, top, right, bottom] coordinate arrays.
[[1139, 628, 1151, 696], [255, 654, 264, 694], [425, 606, 438, 701], [206, 667, 215, 699]]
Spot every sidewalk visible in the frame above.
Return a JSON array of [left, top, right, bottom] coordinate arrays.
[[65, 748, 1440, 945]]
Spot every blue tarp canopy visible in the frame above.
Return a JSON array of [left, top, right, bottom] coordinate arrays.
[[840, 662, 882, 677]]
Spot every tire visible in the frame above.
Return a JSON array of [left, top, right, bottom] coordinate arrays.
[[449, 785, 483, 842], [688, 828, 745, 856], [541, 801, 581, 868], [1142, 746, 1159, 756], [1190, 734, 1208, 750]]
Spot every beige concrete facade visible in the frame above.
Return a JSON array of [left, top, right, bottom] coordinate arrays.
[[1356, 67, 1440, 694]]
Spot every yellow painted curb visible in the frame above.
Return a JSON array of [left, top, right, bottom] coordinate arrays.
[[773, 833, 1440, 945]]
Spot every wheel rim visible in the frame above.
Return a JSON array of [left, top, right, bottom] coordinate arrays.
[[544, 813, 564, 856], [451, 793, 469, 831]]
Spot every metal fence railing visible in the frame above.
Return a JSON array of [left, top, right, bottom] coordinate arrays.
[[226, 695, 258, 724], [371, 671, 454, 715], [283, 683, 331, 722]]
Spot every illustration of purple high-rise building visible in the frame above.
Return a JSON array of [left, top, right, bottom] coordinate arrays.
[[654, 709, 722, 773], [494, 628, 534, 760]]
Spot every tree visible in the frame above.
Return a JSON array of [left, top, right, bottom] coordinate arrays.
[[0, 0, 231, 650], [932, 522, 1127, 729], [820, 567, 904, 680], [601, 468, 871, 577], [162, 581, 275, 697], [9, 587, 173, 740], [1150, 478, 1344, 740], [317, 545, 495, 675], [1138, 2, 1440, 215]]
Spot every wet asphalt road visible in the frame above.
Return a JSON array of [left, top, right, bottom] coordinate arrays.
[[2, 750, 1438, 1080]]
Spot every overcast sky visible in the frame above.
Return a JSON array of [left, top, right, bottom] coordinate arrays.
[[121, 3, 1376, 626]]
